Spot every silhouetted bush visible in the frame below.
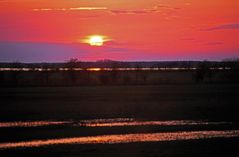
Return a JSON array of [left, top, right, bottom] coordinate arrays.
[[223, 58, 239, 83], [194, 61, 211, 83], [123, 72, 131, 84], [140, 71, 149, 84], [99, 72, 110, 85], [40, 64, 50, 85], [65, 58, 81, 85], [10, 62, 22, 86]]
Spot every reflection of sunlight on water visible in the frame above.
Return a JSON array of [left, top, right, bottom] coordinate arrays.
[[79, 119, 232, 127], [0, 121, 69, 128], [87, 68, 101, 71], [0, 119, 233, 128], [80, 118, 134, 125], [0, 67, 232, 71], [0, 130, 239, 149]]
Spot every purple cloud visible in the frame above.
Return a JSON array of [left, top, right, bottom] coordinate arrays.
[[203, 23, 239, 31], [0, 41, 131, 62], [0, 42, 86, 62]]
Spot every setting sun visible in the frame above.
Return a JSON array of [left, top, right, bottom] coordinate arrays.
[[89, 36, 104, 46]]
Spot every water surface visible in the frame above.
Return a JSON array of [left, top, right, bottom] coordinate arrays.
[[0, 121, 69, 128], [0, 119, 233, 128], [1, 130, 239, 149]]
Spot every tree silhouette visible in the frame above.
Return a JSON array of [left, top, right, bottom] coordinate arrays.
[[223, 58, 239, 83], [65, 58, 80, 85], [194, 61, 211, 83], [41, 64, 50, 85], [11, 61, 22, 86]]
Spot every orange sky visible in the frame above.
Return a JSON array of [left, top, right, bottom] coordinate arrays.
[[0, 0, 239, 61]]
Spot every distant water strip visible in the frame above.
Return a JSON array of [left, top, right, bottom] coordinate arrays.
[[0, 130, 239, 149], [0, 67, 231, 72], [0, 121, 70, 128], [0, 119, 234, 128], [78, 119, 232, 127]]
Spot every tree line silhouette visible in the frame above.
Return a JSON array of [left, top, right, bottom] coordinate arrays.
[[0, 59, 238, 86]]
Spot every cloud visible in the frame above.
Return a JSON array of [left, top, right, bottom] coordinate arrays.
[[203, 23, 239, 31], [33, 7, 157, 15], [0, 42, 86, 62], [69, 7, 107, 11], [109, 5, 180, 15], [32, 7, 108, 12], [109, 9, 157, 15], [32, 5, 180, 15], [154, 5, 181, 10], [205, 42, 224, 46], [0, 41, 131, 62]]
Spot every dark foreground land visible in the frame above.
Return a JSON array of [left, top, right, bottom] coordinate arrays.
[[1, 84, 239, 156], [1, 84, 239, 121]]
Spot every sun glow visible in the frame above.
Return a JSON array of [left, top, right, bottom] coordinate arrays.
[[81, 35, 110, 46], [89, 36, 104, 46]]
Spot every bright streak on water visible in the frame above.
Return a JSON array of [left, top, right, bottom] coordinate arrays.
[[79, 119, 232, 127], [0, 121, 69, 128], [0, 67, 232, 71], [0, 119, 233, 128], [0, 130, 239, 149]]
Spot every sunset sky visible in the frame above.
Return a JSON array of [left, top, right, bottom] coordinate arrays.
[[0, 0, 239, 62]]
